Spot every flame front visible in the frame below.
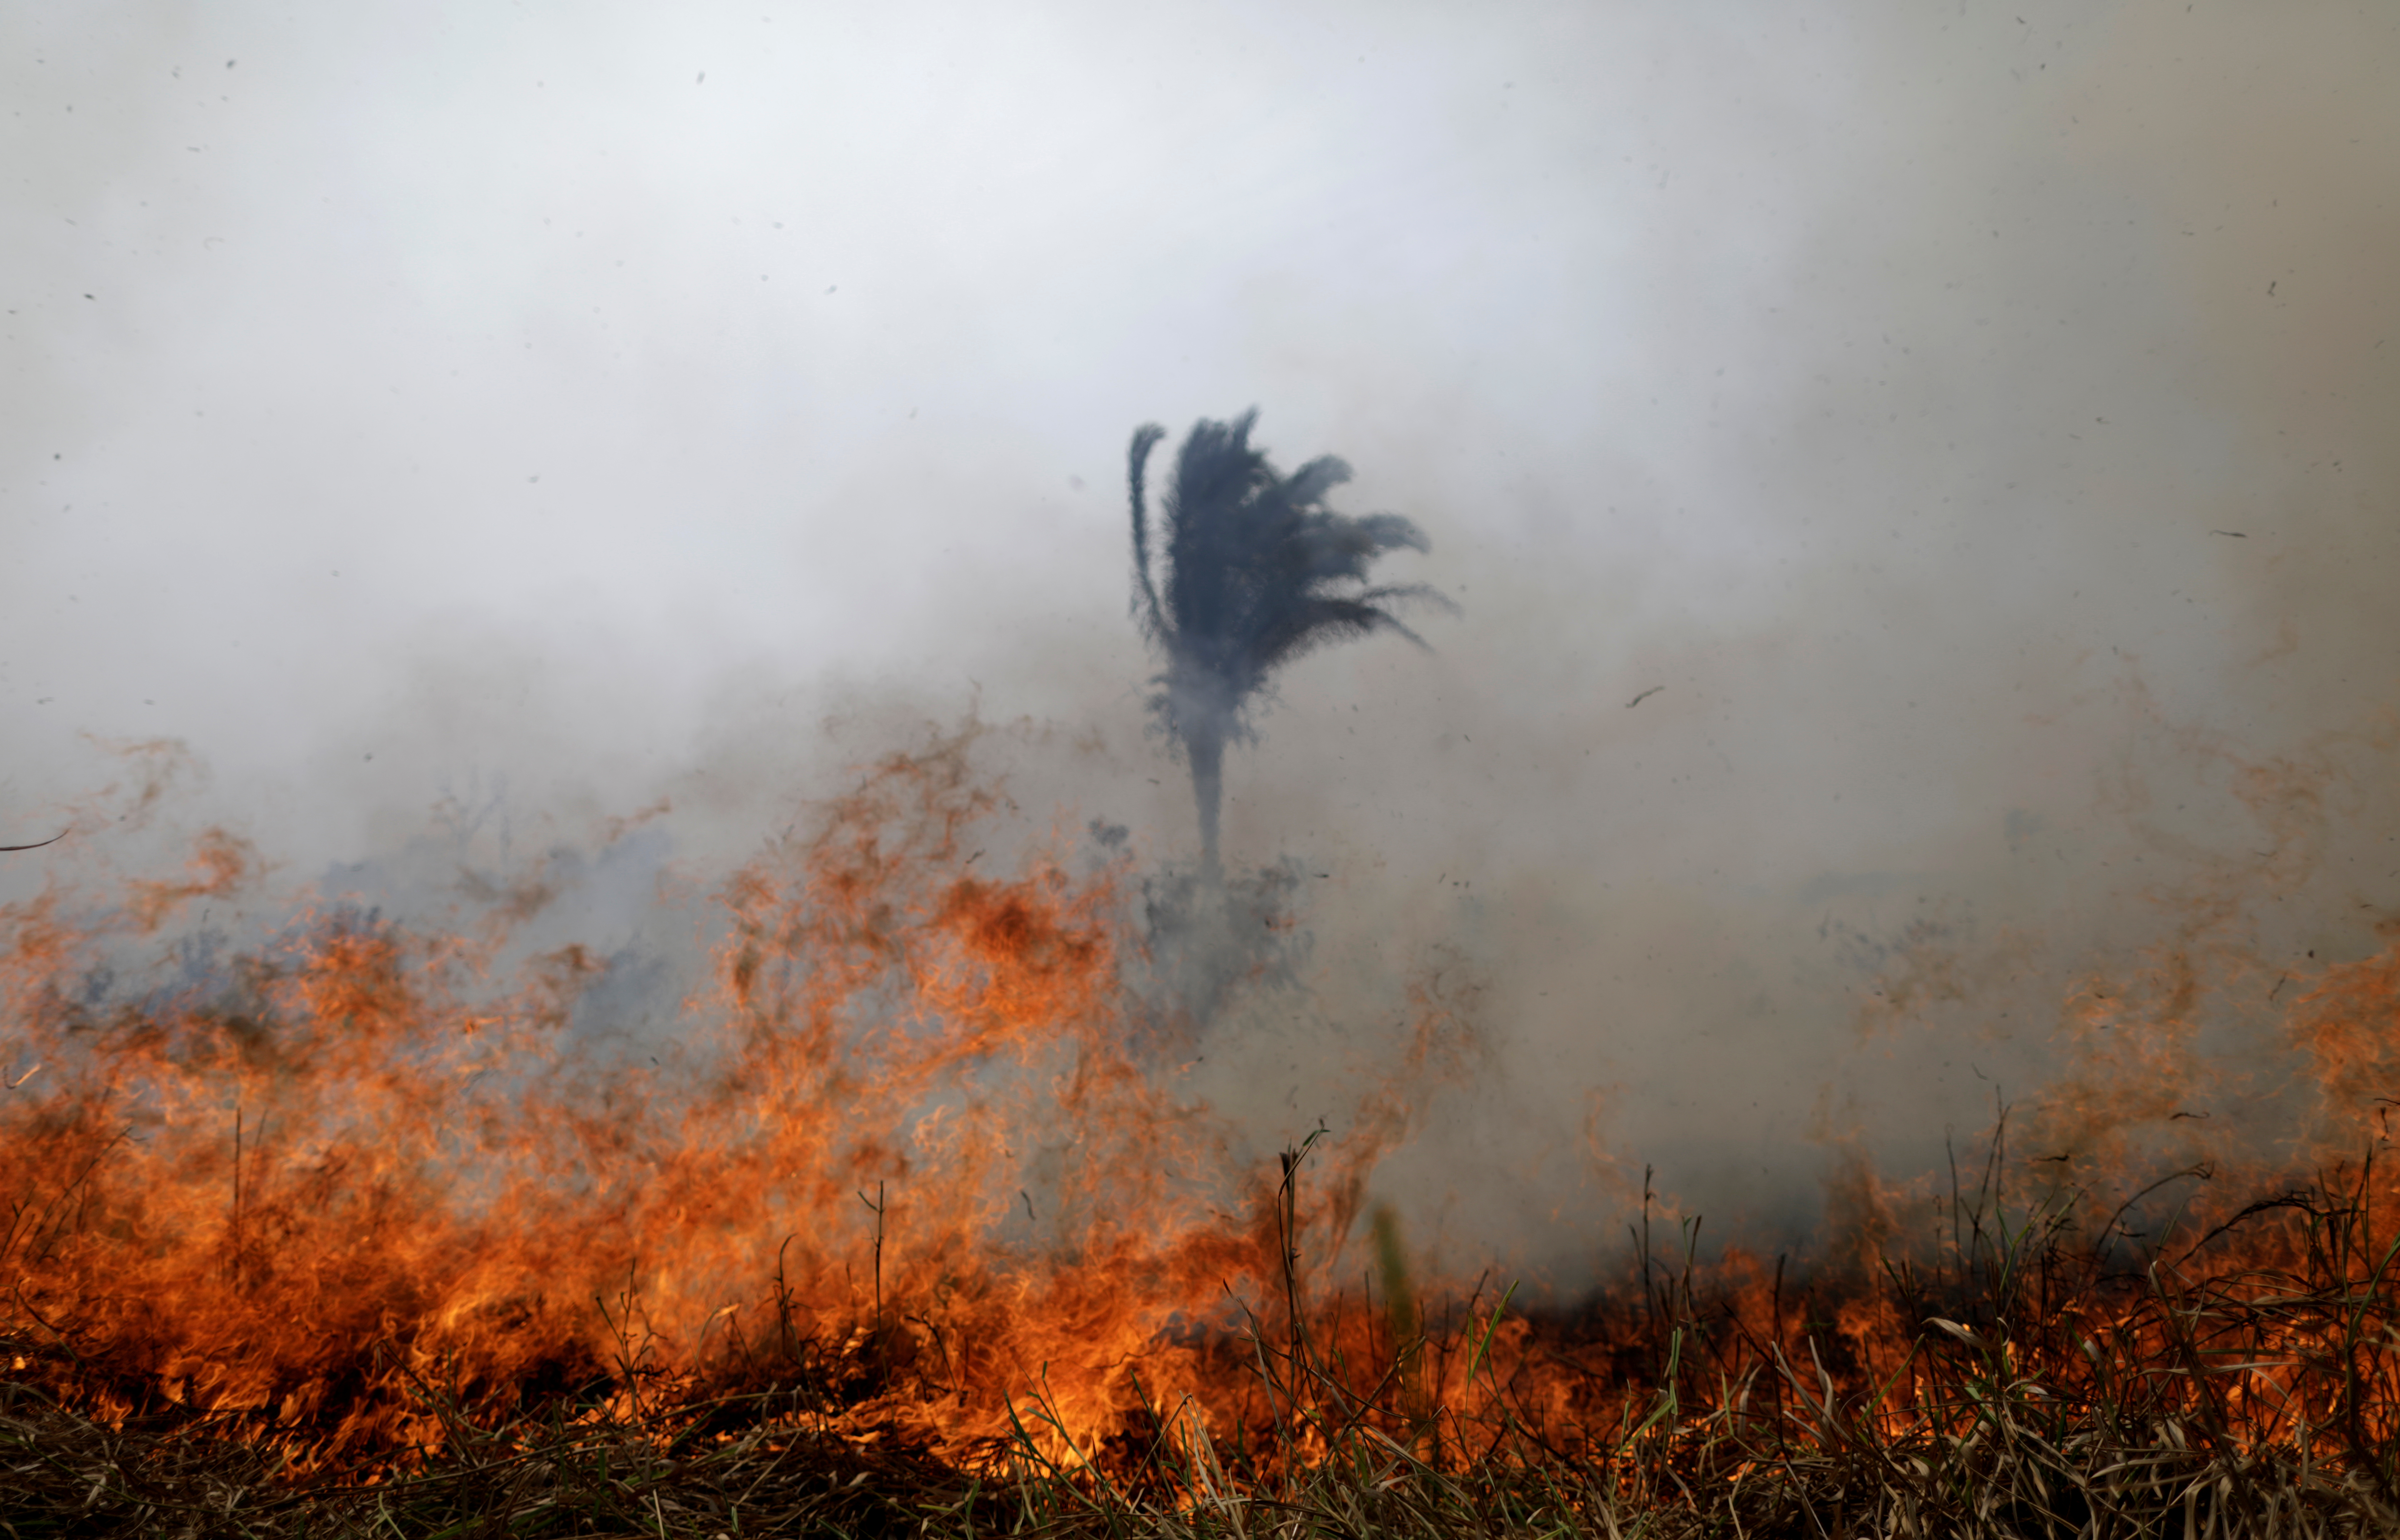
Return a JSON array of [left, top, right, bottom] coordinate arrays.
[[0, 745, 1455, 1473], [2, 736, 2397, 1505]]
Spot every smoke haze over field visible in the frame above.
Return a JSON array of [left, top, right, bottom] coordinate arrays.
[[4, 1, 2398, 1276]]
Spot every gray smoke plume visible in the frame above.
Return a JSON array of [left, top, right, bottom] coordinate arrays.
[[3, 0, 2396, 1281], [1126, 410, 1451, 869]]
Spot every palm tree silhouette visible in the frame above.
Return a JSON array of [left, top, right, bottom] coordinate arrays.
[[1127, 409, 1452, 869]]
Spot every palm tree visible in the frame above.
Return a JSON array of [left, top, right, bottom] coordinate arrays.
[[1127, 409, 1452, 869]]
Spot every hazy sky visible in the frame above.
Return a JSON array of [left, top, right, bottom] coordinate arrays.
[[5, 0, 2397, 1269]]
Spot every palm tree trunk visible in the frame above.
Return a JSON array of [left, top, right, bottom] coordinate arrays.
[[1186, 727, 1225, 875]]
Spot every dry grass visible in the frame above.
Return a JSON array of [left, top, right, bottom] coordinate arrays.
[[5, 1138, 2398, 1539]]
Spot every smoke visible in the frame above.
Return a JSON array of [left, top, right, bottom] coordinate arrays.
[[2, 1, 2396, 1281]]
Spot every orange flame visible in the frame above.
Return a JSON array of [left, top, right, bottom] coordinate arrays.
[[0, 741, 1477, 1472], [1, 729, 2395, 1492]]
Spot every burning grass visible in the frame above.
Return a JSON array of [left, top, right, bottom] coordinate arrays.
[[3, 736, 2398, 1535], [4, 1144, 2397, 1536]]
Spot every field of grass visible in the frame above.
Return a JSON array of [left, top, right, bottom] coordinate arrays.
[[5, 1136, 2395, 1539], [6, 747, 2396, 1536]]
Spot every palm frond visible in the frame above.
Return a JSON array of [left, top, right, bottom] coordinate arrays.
[[1125, 409, 1451, 864], [1127, 422, 1170, 645]]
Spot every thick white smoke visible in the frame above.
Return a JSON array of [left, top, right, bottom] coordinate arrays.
[[3, 0, 2395, 1280]]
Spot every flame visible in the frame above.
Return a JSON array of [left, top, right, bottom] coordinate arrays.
[[0, 740, 1471, 1473], [1, 729, 2396, 1499]]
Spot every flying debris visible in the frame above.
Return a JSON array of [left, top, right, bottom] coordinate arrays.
[[1126, 409, 1453, 869]]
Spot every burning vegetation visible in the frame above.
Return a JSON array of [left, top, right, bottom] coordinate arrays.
[[2, 730, 2398, 1536]]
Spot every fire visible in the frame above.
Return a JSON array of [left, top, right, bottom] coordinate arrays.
[[0, 738, 1471, 1473], [2, 727, 2396, 1516]]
